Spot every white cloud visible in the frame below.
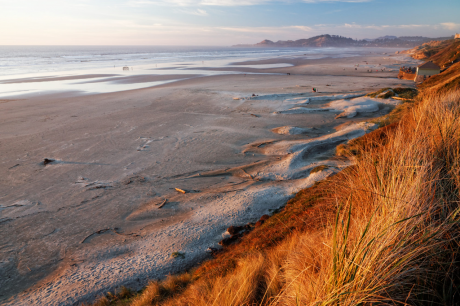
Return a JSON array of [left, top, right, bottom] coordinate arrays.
[[441, 22, 460, 30], [289, 25, 313, 31]]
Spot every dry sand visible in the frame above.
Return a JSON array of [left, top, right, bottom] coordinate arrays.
[[0, 51, 419, 305]]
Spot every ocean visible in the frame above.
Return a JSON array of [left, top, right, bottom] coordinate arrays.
[[0, 46, 316, 77], [0, 46, 357, 98]]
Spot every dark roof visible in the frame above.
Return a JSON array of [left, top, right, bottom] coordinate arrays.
[[418, 61, 440, 69]]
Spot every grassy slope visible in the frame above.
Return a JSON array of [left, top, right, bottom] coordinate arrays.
[[420, 62, 460, 92], [405, 39, 460, 63], [89, 44, 460, 306], [428, 39, 460, 67]]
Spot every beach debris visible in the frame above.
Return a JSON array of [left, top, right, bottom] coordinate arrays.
[[175, 188, 186, 194], [157, 199, 168, 209], [8, 164, 20, 170], [171, 251, 185, 259], [42, 158, 55, 166], [250, 114, 260, 118], [233, 97, 240, 100]]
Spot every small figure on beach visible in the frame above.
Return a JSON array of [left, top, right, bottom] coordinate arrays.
[[312, 87, 318, 93]]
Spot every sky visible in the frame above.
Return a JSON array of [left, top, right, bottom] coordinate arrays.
[[1, 0, 459, 45]]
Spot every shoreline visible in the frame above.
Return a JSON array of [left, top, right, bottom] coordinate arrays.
[[0, 51, 420, 305], [0, 47, 414, 100]]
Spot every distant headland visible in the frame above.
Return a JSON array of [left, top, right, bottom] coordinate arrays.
[[234, 34, 455, 48]]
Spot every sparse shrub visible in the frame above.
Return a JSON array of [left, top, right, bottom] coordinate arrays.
[[378, 90, 395, 99], [393, 87, 418, 99], [366, 87, 391, 98]]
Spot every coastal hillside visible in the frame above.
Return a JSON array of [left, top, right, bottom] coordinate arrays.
[[402, 38, 460, 66], [90, 41, 460, 306], [235, 34, 453, 48], [406, 38, 460, 92], [255, 35, 355, 47]]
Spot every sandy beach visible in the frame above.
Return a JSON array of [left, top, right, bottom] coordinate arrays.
[[0, 49, 420, 305]]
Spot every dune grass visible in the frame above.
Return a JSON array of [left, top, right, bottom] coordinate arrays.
[[108, 90, 460, 306], [90, 88, 460, 306]]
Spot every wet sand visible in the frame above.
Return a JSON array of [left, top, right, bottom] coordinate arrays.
[[0, 50, 419, 305]]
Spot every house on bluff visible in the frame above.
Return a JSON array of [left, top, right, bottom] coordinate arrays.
[[417, 61, 440, 77], [414, 61, 441, 83], [455, 33, 460, 39]]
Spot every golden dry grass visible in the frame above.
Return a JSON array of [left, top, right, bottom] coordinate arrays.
[[118, 90, 460, 306]]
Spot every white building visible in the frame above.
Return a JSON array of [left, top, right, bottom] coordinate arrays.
[[416, 61, 441, 77]]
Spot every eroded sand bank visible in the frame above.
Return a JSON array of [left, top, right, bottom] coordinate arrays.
[[0, 51, 419, 305]]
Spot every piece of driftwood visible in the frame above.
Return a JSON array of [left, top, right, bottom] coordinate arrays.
[[392, 96, 408, 101], [158, 199, 168, 209], [175, 188, 186, 194]]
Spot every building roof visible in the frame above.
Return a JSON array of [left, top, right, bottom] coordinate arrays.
[[418, 61, 440, 70]]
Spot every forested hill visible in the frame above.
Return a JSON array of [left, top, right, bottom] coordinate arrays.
[[234, 34, 454, 48]]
